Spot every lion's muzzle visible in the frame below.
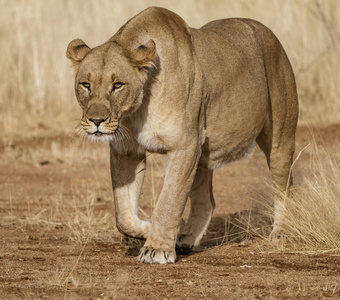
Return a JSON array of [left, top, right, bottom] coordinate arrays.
[[81, 117, 118, 137], [80, 102, 119, 139]]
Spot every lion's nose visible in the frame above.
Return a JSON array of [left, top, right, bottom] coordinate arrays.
[[89, 118, 108, 127]]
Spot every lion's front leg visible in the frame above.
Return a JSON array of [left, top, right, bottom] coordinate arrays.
[[137, 145, 200, 264], [176, 168, 215, 253], [110, 147, 151, 239]]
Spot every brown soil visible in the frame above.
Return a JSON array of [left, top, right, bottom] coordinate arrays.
[[1, 126, 340, 300]]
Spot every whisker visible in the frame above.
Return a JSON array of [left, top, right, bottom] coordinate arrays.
[[119, 126, 129, 141], [120, 124, 137, 141], [119, 127, 132, 154], [75, 127, 83, 135], [113, 133, 119, 145], [116, 129, 127, 153], [75, 130, 85, 147], [113, 132, 123, 153], [71, 128, 82, 140]]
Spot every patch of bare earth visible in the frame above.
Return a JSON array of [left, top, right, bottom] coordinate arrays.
[[1, 126, 340, 299]]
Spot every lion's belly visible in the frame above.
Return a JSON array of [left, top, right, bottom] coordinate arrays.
[[199, 92, 268, 169], [199, 136, 257, 169]]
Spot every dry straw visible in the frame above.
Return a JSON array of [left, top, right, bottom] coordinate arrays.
[[228, 140, 340, 254]]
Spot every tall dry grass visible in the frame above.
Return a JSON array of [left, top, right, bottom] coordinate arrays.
[[278, 143, 340, 253], [0, 0, 339, 144], [229, 141, 340, 254]]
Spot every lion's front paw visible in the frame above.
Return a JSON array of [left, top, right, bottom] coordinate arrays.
[[136, 246, 175, 264]]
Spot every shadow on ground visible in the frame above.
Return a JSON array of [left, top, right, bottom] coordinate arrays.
[[122, 209, 273, 259]]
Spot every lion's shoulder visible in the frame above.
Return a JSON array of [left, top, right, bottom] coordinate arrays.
[[112, 6, 191, 47]]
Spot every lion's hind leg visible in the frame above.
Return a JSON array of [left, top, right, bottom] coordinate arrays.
[[176, 168, 215, 253], [257, 118, 296, 241], [256, 31, 299, 240], [267, 144, 294, 241]]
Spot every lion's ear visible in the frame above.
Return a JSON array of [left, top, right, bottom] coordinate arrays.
[[128, 40, 157, 70], [66, 39, 91, 72]]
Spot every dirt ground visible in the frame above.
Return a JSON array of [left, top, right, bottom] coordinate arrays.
[[1, 125, 340, 299]]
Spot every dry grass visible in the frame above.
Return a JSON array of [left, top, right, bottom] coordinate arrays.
[[10, 180, 118, 244], [279, 144, 340, 253], [230, 141, 340, 254], [1, 139, 118, 245], [0, 0, 339, 145]]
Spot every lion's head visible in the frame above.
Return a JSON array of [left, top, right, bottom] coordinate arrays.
[[66, 38, 157, 142]]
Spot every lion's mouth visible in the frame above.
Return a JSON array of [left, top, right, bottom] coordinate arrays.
[[92, 131, 104, 137], [86, 130, 115, 143], [89, 131, 113, 137]]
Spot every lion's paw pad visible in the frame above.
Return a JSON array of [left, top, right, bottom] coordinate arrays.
[[137, 246, 175, 264]]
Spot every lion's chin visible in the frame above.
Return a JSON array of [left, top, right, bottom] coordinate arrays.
[[88, 132, 114, 143]]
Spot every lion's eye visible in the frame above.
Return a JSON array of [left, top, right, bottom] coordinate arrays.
[[112, 82, 124, 91], [81, 82, 91, 89]]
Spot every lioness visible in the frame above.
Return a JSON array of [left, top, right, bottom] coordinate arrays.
[[67, 7, 298, 264]]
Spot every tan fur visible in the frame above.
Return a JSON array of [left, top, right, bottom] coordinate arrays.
[[67, 7, 298, 264]]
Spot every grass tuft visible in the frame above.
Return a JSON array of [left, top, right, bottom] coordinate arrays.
[[229, 142, 340, 254]]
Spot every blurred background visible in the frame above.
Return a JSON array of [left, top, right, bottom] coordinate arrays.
[[0, 0, 339, 144]]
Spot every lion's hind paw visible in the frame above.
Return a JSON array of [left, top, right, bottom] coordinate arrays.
[[137, 246, 175, 264], [176, 235, 195, 254]]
